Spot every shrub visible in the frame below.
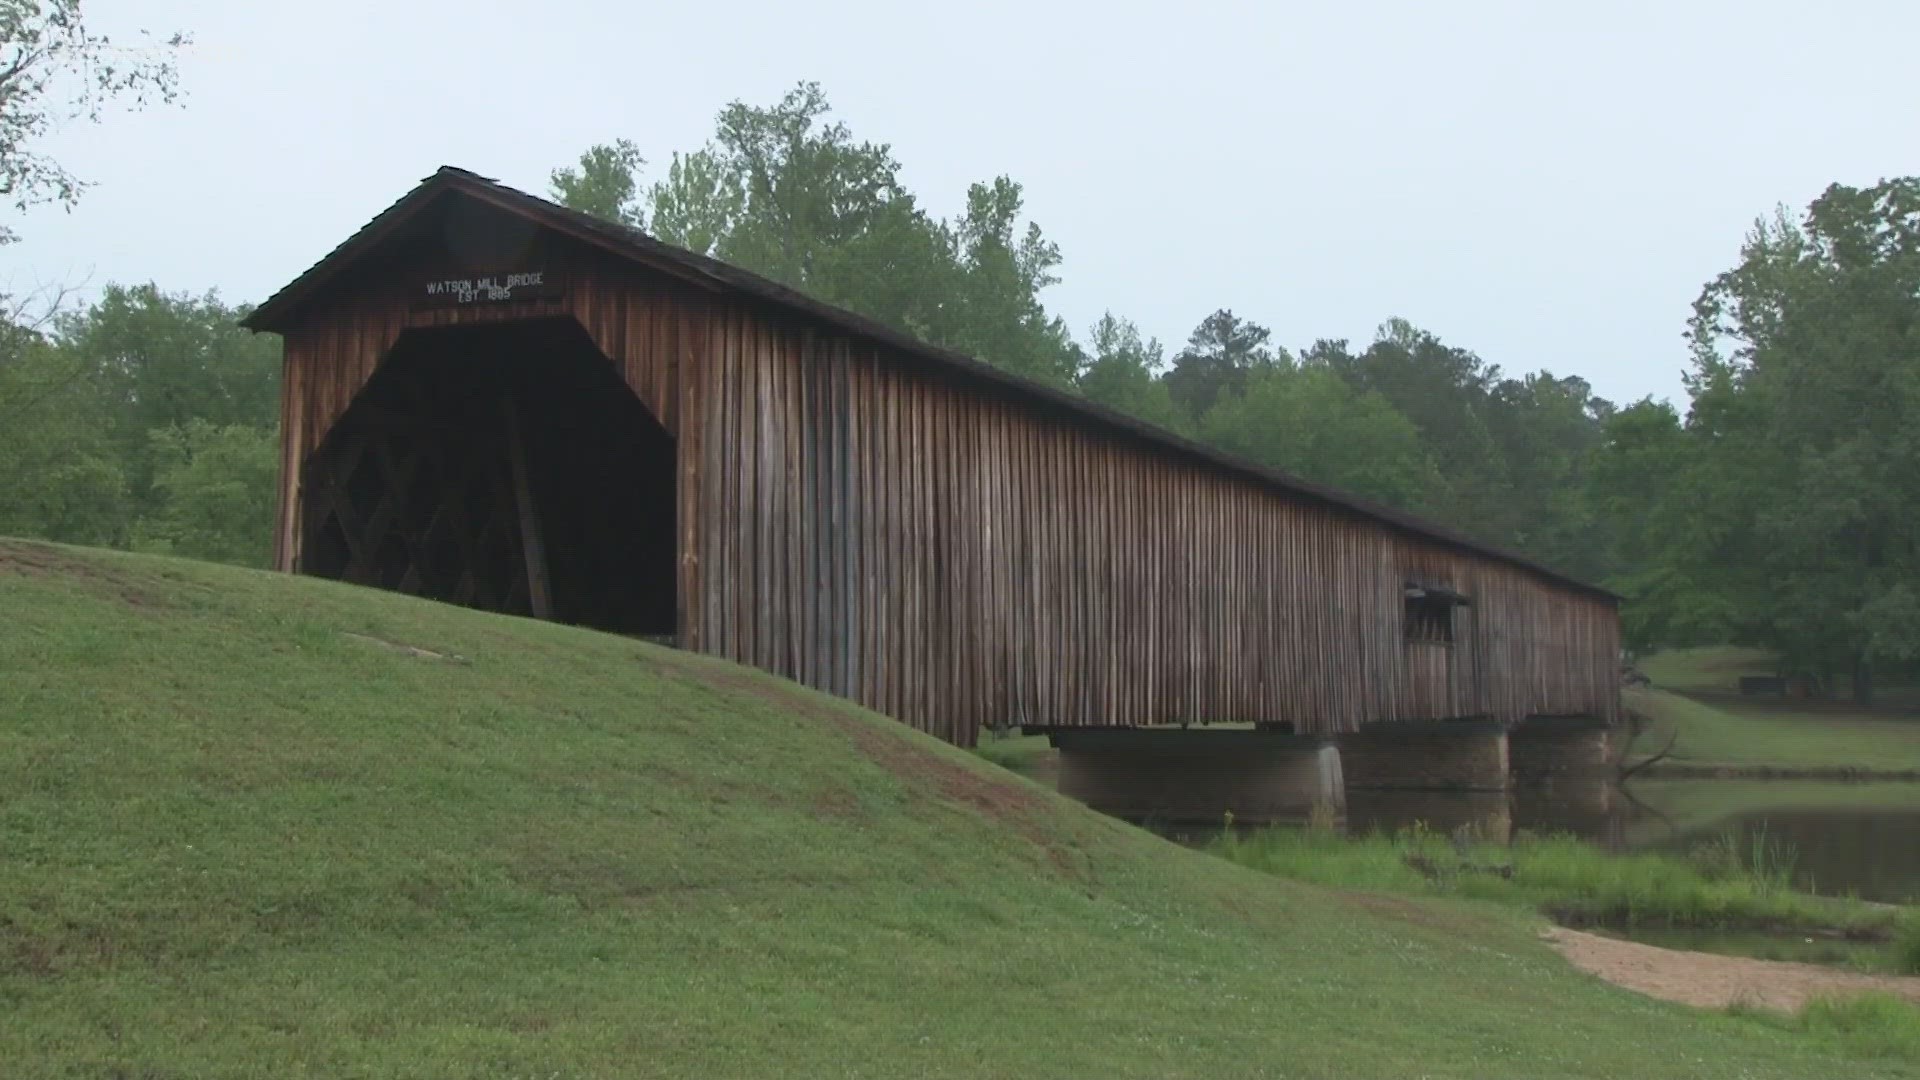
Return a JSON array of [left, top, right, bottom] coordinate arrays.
[[1894, 915, 1920, 976], [1794, 994, 1920, 1060]]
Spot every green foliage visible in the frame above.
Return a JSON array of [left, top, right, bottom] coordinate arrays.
[[1313, 322, 1506, 521], [557, 86, 1653, 589], [1680, 179, 1920, 696], [1758, 995, 1920, 1063], [1304, 323, 1622, 577], [1211, 825, 1892, 935], [577, 82, 1081, 386], [1683, 825, 1799, 898], [130, 419, 278, 567], [1895, 916, 1920, 975], [548, 138, 646, 229], [969, 731, 1053, 780], [0, 284, 279, 563], [1625, 674, 1920, 772], [0, 1, 187, 243], [0, 325, 127, 543], [937, 175, 1079, 386], [0, 540, 1892, 1078], [1163, 308, 1281, 419], [52, 282, 280, 510], [1074, 313, 1187, 434], [1200, 364, 1443, 507]]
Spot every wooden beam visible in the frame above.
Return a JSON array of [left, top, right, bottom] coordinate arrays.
[[500, 395, 554, 620]]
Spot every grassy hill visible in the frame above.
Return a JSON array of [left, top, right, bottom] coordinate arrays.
[[3, 540, 1915, 1079], [1627, 648, 1920, 774]]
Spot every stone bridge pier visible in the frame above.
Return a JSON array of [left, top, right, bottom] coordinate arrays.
[[1038, 715, 1617, 828], [1337, 720, 1513, 793]]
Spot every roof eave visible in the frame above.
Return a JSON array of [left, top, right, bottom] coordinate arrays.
[[238, 165, 1625, 604]]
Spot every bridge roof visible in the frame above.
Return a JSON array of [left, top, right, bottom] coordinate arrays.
[[243, 166, 1620, 603]]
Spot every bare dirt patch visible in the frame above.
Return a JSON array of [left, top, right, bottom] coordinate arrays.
[[340, 632, 472, 665], [0, 540, 162, 609], [808, 785, 864, 819], [1544, 925, 1920, 1010]]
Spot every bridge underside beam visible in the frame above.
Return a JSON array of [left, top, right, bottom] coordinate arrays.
[[1048, 729, 1344, 826]]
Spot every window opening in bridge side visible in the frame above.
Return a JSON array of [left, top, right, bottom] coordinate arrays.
[[1403, 583, 1464, 645]]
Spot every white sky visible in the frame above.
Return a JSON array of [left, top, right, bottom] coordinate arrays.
[[4, 0, 1917, 407]]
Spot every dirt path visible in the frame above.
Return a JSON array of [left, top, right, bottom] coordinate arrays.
[[1544, 926, 1920, 1011]]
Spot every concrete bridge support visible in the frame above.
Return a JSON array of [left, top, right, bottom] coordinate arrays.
[[1048, 729, 1344, 826], [1507, 718, 1619, 840], [1338, 721, 1511, 793], [1508, 716, 1614, 782]]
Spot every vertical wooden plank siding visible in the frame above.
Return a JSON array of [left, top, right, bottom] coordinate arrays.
[[275, 281, 1619, 749], [662, 297, 1617, 745]]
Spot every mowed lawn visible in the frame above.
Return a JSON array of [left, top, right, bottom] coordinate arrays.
[[3, 540, 1915, 1078], [1627, 649, 1920, 772]]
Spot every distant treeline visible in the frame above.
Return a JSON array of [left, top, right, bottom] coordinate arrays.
[[4, 82, 1915, 699]]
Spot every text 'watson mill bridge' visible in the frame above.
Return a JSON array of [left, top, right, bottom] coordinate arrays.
[[243, 167, 1624, 823]]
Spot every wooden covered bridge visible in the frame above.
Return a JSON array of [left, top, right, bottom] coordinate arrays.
[[245, 167, 1621, 817]]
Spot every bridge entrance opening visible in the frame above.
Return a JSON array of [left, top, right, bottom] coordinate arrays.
[[298, 317, 677, 636]]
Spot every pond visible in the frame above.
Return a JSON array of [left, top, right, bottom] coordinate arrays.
[[1145, 780, 1920, 904], [978, 736, 1920, 904], [1615, 781, 1920, 905]]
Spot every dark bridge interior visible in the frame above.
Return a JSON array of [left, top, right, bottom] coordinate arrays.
[[299, 317, 677, 636]]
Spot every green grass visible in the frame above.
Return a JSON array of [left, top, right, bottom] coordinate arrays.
[[1639, 647, 1780, 692], [1631, 647, 1920, 773], [1625, 687, 1920, 772], [1628, 779, 1920, 828], [1899, 917, 1920, 975], [1209, 824, 1897, 938], [1745, 995, 1920, 1062], [970, 731, 1055, 783], [5, 540, 1919, 1078]]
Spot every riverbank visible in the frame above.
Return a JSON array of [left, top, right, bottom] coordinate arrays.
[[1545, 927, 1920, 1064], [20, 540, 1912, 1078], [1545, 926, 1920, 1010], [1208, 824, 1917, 970], [1625, 686, 1920, 778]]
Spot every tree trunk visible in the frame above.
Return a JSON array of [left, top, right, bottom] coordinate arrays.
[[1851, 658, 1874, 707]]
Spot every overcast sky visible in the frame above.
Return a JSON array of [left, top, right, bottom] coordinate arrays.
[[4, 0, 1917, 407]]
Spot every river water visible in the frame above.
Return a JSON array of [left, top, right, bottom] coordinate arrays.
[[1610, 782, 1920, 904], [1151, 780, 1920, 904]]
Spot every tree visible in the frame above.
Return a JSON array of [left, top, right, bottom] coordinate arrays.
[[1075, 313, 1187, 433], [1685, 178, 1920, 701], [1200, 365, 1441, 508], [0, 1, 186, 244], [1317, 320, 1510, 535], [935, 176, 1078, 386], [648, 82, 931, 306], [548, 139, 645, 229], [1163, 309, 1281, 420], [645, 81, 948, 331], [1483, 370, 1614, 582], [51, 283, 279, 520], [637, 81, 1078, 384], [0, 313, 125, 543], [130, 419, 278, 567], [1583, 398, 1737, 654], [0, 284, 280, 563], [646, 147, 738, 257]]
